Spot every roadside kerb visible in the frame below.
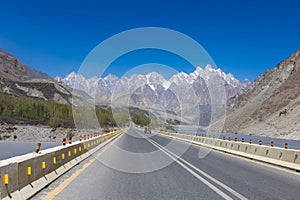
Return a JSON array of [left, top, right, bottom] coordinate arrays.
[[158, 131, 300, 171], [0, 129, 125, 200]]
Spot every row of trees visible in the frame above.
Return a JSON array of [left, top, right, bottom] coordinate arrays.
[[131, 114, 151, 127], [0, 94, 129, 128]]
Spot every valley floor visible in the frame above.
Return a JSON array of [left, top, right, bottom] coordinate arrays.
[[0, 123, 101, 142]]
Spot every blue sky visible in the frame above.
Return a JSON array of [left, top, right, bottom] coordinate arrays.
[[0, 0, 299, 81]]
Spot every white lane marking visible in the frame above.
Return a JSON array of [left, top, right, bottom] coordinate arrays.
[[146, 135, 248, 200], [145, 137, 233, 200], [148, 136, 247, 199]]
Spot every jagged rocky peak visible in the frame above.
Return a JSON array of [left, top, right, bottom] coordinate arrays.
[[59, 65, 247, 96], [58, 65, 247, 123], [104, 74, 119, 81]]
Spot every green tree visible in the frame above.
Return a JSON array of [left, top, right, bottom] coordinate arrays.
[[131, 114, 151, 127]]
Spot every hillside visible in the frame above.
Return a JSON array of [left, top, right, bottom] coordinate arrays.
[[0, 49, 131, 136], [0, 49, 92, 106], [210, 48, 300, 139], [0, 49, 50, 81]]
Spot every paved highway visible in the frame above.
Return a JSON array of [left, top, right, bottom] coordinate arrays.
[[40, 127, 300, 200]]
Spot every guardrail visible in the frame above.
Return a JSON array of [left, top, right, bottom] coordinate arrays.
[[0, 129, 124, 200], [158, 131, 300, 171]]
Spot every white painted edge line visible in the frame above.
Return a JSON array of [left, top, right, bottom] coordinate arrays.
[[158, 132, 300, 171], [145, 135, 247, 200], [148, 137, 247, 200]]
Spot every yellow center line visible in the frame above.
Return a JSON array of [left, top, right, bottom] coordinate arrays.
[[42, 134, 122, 200]]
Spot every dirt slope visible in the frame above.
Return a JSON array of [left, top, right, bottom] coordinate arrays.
[[210, 48, 300, 139]]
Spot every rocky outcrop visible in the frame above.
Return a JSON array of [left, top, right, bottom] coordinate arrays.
[[210, 48, 300, 139]]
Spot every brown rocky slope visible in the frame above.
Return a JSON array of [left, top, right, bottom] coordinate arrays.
[[210, 48, 300, 139], [0, 49, 91, 105]]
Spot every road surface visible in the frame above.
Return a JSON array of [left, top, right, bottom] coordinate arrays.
[[41, 127, 300, 200]]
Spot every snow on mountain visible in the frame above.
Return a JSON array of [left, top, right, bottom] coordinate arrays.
[[54, 76, 63, 82], [170, 72, 189, 85], [241, 78, 251, 88], [57, 65, 246, 98], [169, 65, 241, 89], [59, 65, 242, 88], [146, 72, 170, 90], [60, 72, 89, 92], [57, 66, 248, 122]]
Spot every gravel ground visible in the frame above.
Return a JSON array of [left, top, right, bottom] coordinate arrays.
[[0, 123, 104, 142]]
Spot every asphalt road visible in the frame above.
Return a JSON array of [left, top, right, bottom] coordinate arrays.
[[44, 127, 300, 200]]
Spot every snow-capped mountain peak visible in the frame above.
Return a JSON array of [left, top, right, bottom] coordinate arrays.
[[170, 72, 189, 85], [204, 64, 214, 72], [58, 66, 248, 116], [104, 74, 119, 81], [54, 76, 63, 82], [59, 66, 245, 92], [65, 71, 77, 80]]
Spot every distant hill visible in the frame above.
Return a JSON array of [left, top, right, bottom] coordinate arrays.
[[0, 48, 92, 106], [0, 49, 51, 81], [24, 65, 51, 80], [210, 48, 300, 139]]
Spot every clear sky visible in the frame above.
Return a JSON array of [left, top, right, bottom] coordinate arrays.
[[0, 0, 299, 81]]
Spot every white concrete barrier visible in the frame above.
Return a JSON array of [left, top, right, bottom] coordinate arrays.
[[158, 130, 300, 171], [0, 130, 125, 200]]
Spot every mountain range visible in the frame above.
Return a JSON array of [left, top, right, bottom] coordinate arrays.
[[56, 65, 250, 125]]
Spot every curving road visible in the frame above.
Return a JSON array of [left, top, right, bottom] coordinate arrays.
[[42, 127, 300, 200]]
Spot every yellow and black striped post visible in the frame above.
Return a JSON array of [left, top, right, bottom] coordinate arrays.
[[68, 137, 72, 144], [36, 143, 41, 153], [62, 138, 67, 146]]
